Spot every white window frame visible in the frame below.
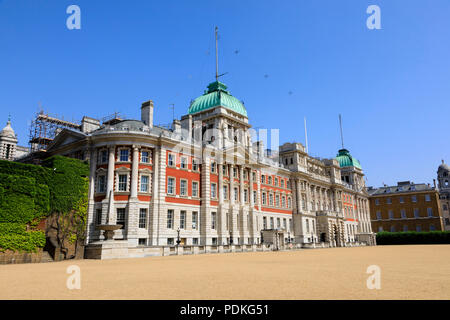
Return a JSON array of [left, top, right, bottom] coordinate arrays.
[[192, 181, 199, 198], [168, 153, 175, 167], [167, 177, 176, 195], [180, 179, 188, 196]]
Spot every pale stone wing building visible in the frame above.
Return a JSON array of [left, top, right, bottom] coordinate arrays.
[[43, 80, 375, 257], [437, 160, 450, 230], [0, 119, 29, 161]]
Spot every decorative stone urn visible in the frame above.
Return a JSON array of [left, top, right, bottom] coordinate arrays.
[[95, 224, 122, 241]]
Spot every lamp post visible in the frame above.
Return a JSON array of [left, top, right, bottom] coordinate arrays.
[[176, 227, 181, 246], [229, 230, 233, 245]]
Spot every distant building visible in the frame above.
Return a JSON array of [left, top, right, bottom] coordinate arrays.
[[437, 160, 450, 230], [0, 118, 29, 161], [368, 181, 444, 233]]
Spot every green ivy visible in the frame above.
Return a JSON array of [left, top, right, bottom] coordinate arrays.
[[0, 156, 89, 253]]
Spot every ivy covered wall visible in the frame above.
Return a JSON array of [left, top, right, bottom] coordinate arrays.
[[0, 156, 89, 254]]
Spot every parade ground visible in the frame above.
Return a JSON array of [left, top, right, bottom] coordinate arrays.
[[0, 245, 449, 300]]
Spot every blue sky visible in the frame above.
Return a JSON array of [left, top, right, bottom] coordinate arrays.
[[0, 0, 448, 187]]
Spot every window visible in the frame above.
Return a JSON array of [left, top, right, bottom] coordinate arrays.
[[403, 225, 408, 232], [281, 196, 286, 208], [261, 175, 265, 184], [427, 207, 433, 217], [244, 189, 248, 203], [180, 157, 187, 169], [443, 204, 448, 211], [139, 208, 147, 228], [429, 224, 436, 231], [412, 195, 417, 203], [375, 199, 380, 205], [138, 238, 146, 246], [212, 237, 218, 245], [378, 226, 383, 232], [96, 209, 102, 225], [281, 180, 284, 188], [118, 174, 127, 191], [376, 211, 382, 220], [277, 218, 281, 229], [425, 194, 431, 202], [275, 178, 278, 186], [414, 208, 420, 218], [270, 217, 274, 229], [119, 149, 129, 162], [269, 193, 274, 206], [283, 219, 287, 230], [223, 185, 228, 200], [168, 153, 175, 167], [116, 208, 126, 228], [192, 158, 198, 171], [275, 194, 280, 207], [192, 212, 198, 229], [167, 210, 174, 229], [192, 181, 199, 197], [180, 211, 186, 229], [306, 219, 310, 233], [167, 238, 174, 245], [233, 167, 237, 178], [399, 196, 404, 203], [211, 183, 217, 199], [211, 162, 216, 173], [211, 212, 217, 229], [141, 151, 149, 163], [288, 197, 292, 208], [222, 165, 227, 176], [192, 238, 199, 245], [263, 217, 267, 229], [400, 209, 406, 219], [167, 177, 175, 195], [386, 198, 392, 204], [234, 187, 238, 201], [262, 192, 267, 205], [97, 175, 106, 193], [416, 225, 422, 232], [390, 226, 396, 232], [388, 210, 394, 219], [100, 150, 108, 163], [268, 176, 272, 185], [252, 172, 256, 181], [140, 175, 149, 192], [253, 191, 257, 204], [180, 180, 187, 196]]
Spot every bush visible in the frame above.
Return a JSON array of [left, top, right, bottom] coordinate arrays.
[[376, 231, 450, 245]]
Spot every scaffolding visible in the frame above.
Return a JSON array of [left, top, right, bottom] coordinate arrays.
[[29, 110, 81, 152]]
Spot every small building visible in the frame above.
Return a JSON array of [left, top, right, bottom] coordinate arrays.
[[437, 160, 450, 230], [368, 181, 444, 233], [0, 118, 29, 161]]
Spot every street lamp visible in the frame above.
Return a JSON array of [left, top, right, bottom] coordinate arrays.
[[176, 227, 181, 246], [229, 230, 233, 245]]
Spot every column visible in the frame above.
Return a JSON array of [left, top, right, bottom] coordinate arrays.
[[86, 146, 97, 243], [130, 145, 139, 199], [106, 146, 115, 197]]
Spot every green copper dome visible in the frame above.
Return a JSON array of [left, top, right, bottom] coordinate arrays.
[[336, 149, 362, 170], [188, 81, 248, 117]]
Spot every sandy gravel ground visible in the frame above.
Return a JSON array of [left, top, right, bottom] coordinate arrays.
[[0, 245, 449, 300]]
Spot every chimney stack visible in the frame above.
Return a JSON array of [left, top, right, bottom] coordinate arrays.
[[141, 100, 154, 128], [433, 179, 437, 189]]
